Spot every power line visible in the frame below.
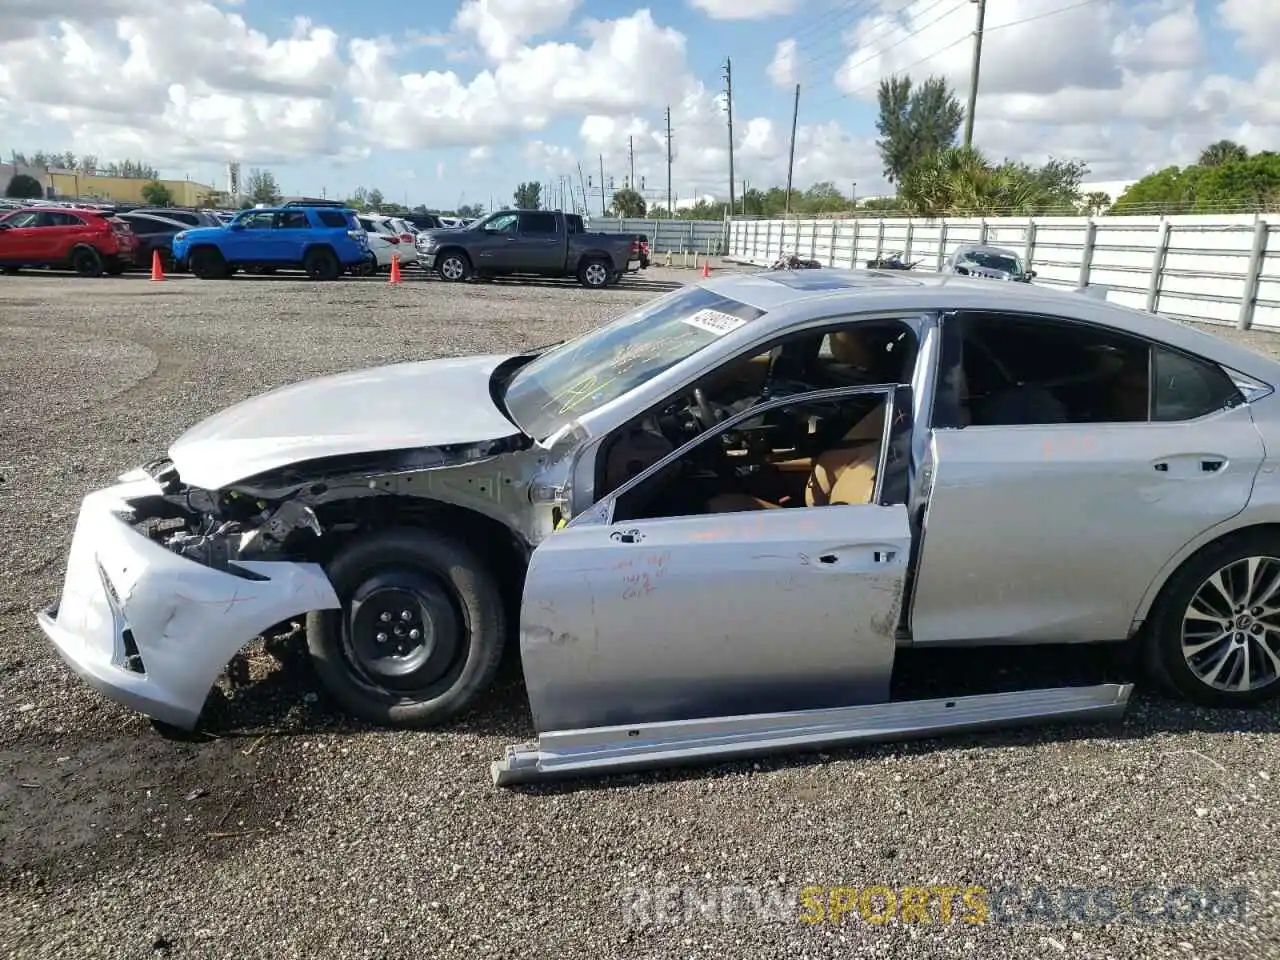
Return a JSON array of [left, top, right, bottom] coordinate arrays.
[[798, 0, 955, 68]]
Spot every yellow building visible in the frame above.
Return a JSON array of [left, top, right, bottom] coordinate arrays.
[[47, 171, 216, 206]]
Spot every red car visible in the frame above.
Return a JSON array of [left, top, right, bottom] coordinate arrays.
[[0, 207, 140, 277]]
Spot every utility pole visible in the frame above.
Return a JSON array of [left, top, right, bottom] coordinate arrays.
[[785, 83, 800, 216], [722, 58, 735, 215], [599, 154, 607, 217], [628, 136, 635, 193], [664, 106, 673, 218], [963, 0, 987, 147], [576, 162, 588, 217]]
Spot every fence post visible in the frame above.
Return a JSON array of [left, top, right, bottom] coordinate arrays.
[[1145, 217, 1171, 314], [875, 220, 885, 262], [904, 219, 915, 262], [828, 219, 838, 267], [810, 220, 817, 260], [1238, 217, 1270, 331], [1023, 220, 1037, 273], [936, 221, 949, 271], [978, 219, 989, 245], [849, 218, 860, 268], [1077, 219, 1098, 290]]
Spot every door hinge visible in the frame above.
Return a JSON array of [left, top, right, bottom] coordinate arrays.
[[529, 483, 568, 505]]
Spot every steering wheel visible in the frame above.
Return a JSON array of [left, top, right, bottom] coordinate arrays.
[[692, 388, 722, 430]]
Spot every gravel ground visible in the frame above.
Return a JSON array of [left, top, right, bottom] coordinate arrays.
[[1, 268, 1278, 960]]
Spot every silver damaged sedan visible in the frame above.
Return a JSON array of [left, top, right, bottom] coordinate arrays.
[[38, 269, 1280, 784]]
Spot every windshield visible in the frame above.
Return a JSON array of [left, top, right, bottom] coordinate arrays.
[[501, 285, 766, 439], [962, 251, 1023, 276]]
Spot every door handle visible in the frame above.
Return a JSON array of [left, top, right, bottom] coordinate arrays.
[[1201, 458, 1226, 473]]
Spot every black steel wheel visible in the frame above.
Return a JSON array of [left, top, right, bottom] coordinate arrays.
[[307, 528, 506, 727]]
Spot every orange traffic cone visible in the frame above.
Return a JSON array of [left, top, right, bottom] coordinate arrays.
[[150, 248, 165, 282], [701, 258, 711, 278], [388, 254, 403, 285]]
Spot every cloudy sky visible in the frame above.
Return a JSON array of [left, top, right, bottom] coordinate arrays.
[[0, 0, 1276, 208]]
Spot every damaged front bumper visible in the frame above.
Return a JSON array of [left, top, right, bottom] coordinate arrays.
[[37, 470, 340, 729]]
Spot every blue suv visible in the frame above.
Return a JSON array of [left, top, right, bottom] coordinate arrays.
[[172, 206, 368, 281]]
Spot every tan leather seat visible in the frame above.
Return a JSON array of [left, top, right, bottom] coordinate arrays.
[[706, 399, 886, 513], [828, 330, 875, 368]]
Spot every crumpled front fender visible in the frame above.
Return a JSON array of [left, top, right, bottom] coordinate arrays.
[[37, 476, 341, 729]]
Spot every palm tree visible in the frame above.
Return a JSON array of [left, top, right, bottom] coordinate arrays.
[[1198, 140, 1248, 168]]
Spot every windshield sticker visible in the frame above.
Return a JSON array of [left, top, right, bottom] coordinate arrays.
[[682, 309, 747, 336]]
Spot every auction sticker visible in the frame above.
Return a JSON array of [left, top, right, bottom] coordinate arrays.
[[682, 309, 747, 336]]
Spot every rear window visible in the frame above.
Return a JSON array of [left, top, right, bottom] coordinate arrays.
[[319, 210, 353, 228]]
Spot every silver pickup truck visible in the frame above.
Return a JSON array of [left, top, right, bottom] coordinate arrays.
[[414, 209, 641, 288]]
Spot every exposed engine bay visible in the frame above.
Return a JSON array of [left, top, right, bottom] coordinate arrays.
[[128, 434, 536, 573]]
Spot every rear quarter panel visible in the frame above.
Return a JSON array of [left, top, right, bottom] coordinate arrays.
[[568, 233, 632, 271]]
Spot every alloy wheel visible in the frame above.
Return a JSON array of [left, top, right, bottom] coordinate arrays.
[[1181, 555, 1280, 693]]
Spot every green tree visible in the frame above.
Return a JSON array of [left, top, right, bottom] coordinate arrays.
[[140, 180, 174, 206], [1083, 191, 1112, 214], [1198, 140, 1248, 168], [875, 74, 964, 185], [245, 167, 281, 205], [1110, 166, 1201, 214], [898, 147, 1086, 217], [366, 188, 385, 211], [4, 173, 44, 199], [513, 181, 542, 209], [1194, 152, 1280, 211], [611, 187, 646, 217], [457, 202, 484, 218]]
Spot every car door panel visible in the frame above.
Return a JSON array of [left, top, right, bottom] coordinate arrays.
[[520, 504, 911, 733], [521, 382, 917, 735], [908, 405, 1265, 644], [516, 213, 561, 272]]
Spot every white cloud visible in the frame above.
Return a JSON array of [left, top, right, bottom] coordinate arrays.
[[688, 0, 798, 20], [1, 0, 1275, 205], [452, 0, 580, 60], [767, 38, 797, 88]]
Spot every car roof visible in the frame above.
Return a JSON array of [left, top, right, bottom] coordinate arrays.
[[699, 268, 1280, 383], [956, 243, 1020, 256]]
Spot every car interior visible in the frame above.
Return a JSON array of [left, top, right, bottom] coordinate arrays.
[[934, 311, 1154, 428], [597, 318, 919, 521]]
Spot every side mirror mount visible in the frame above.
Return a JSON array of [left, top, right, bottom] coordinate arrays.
[[1028, 270, 1037, 279], [229, 222, 245, 231]]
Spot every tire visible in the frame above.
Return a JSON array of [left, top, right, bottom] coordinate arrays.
[[303, 246, 340, 281], [577, 257, 610, 288], [436, 250, 471, 282], [71, 246, 104, 278], [189, 247, 228, 279], [351, 253, 377, 277], [105, 258, 125, 276], [2, 267, 19, 276], [1143, 528, 1280, 708], [306, 528, 506, 727]]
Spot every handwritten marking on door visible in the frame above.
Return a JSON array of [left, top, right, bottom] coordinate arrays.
[[621, 551, 671, 600]]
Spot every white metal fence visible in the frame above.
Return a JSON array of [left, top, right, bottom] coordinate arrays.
[[590, 217, 727, 255], [727, 214, 1280, 330]]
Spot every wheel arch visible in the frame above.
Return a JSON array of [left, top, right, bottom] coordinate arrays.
[[1130, 517, 1280, 632], [313, 494, 530, 611], [435, 245, 472, 266]]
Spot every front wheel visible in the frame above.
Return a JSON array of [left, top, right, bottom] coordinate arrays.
[[1144, 530, 1280, 707], [578, 257, 610, 288], [189, 247, 228, 279], [437, 251, 471, 282], [306, 528, 506, 727]]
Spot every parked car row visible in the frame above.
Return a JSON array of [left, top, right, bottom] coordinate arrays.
[[0, 203, 648, 287]]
